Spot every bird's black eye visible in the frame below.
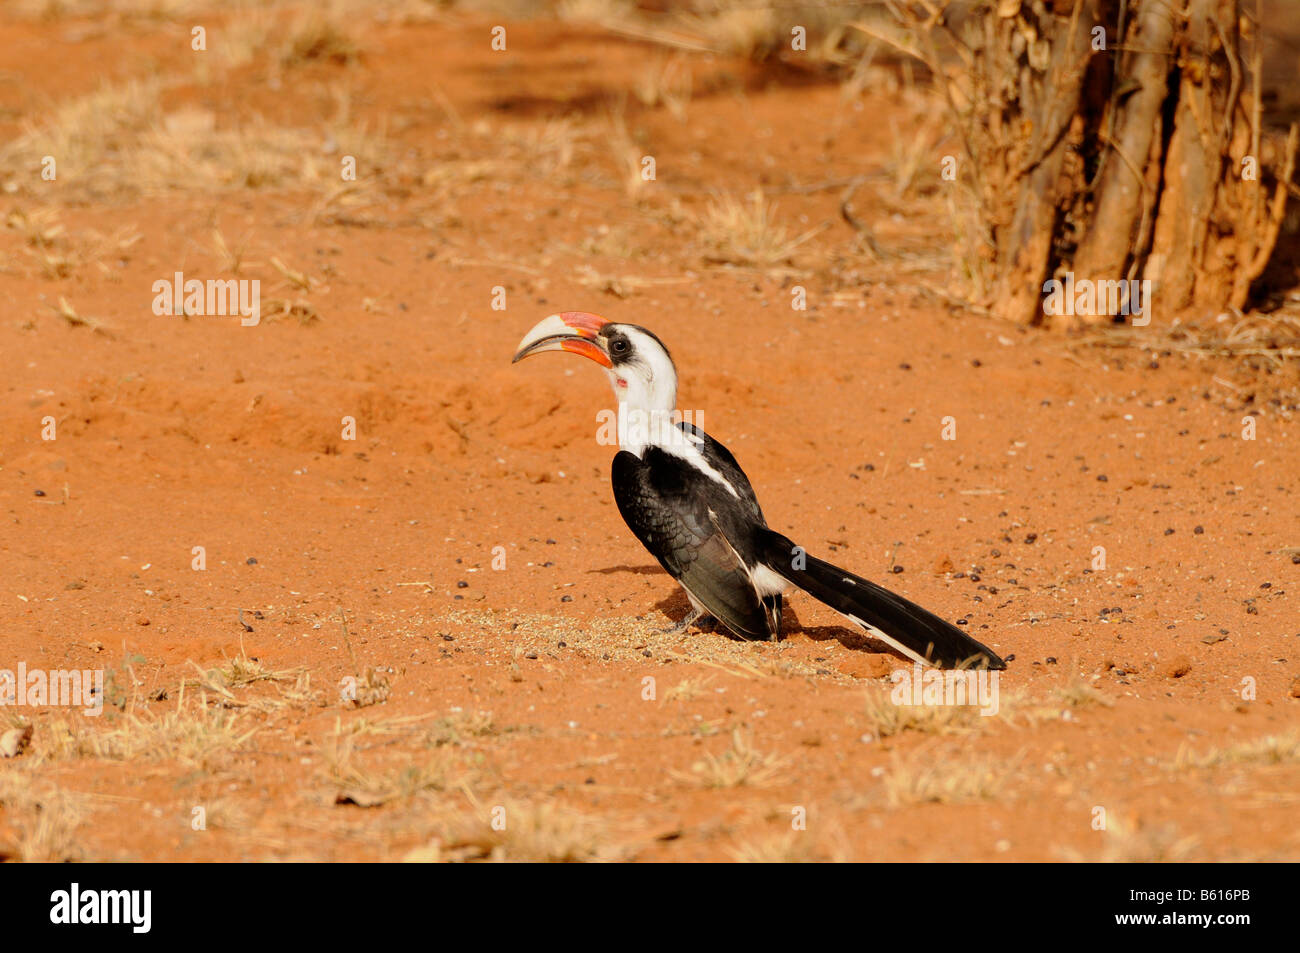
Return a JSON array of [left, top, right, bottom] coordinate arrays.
[[610, 338, 629, 355]]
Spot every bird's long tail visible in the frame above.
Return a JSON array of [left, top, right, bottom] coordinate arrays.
[[757, 529, 1005, 670]]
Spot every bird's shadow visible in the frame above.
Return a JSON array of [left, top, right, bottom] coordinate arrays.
[[593, 563, 903, 658], [587, 564, 664, 576]]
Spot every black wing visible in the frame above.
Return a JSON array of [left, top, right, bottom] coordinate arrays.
[[611, 447, 777, 639], [675, 421, 765, 525]]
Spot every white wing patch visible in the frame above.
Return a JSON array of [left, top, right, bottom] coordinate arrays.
[[661, 439, 742, 500]]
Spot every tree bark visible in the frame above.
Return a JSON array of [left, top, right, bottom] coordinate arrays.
[[1069, 0, 1176, 321]]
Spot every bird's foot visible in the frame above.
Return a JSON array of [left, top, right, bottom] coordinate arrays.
[[660, 608, 712, 635]]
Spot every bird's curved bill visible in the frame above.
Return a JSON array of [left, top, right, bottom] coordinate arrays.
[[512, 312, 612, 368]]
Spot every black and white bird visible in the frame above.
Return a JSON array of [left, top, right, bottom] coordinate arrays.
[[512, 311, 1005, 670]]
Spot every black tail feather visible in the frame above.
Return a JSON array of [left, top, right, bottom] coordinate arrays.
[[758, 529, 1005, 670]]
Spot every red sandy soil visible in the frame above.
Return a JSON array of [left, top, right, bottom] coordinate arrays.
[[0, 5, 1297, 862]]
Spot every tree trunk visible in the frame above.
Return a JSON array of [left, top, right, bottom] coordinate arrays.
[[893, 0, 1298, 327]]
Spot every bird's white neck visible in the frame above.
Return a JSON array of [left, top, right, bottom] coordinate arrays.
[[604, 330, 679, 456], [611, 405, 685, 457]]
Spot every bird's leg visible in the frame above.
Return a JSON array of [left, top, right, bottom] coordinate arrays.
[[660, 607, 712, 635]]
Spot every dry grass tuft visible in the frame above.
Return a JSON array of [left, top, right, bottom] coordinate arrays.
[[0, 79, 388, 201], [260, 298, 322, 325], [0, 771, 87, 862], [5, 207, 141, 286], [633, 53, 694, 119], [879, 748, 1019, 807], [5, 207, 64, 247], [1053, 671, 1115, 708], [40, 693, 257, 769], [191, 650, 300, 692], [326, 745, 459, 808], [695, 190, 824, 268], [675, 727, 788, 788], [412, 800, 623, 863], [557, 0, 637, 26], [209, 228, 255, 274], [862, 685, 984, 737], [181, 650, 318, 711], [662, 675, 715, 704], [421, 710, 498, 747], [47, 296, 112, 335], [339, 667, 389, 707], [280, 11, 362, 67], [727, 830, 842, 863], [679, 4, 778, 60], [1063, 815, 1202, 863], [1087, 310, 1300, 364], [604, 106, 650, 197], [1172, 731, 1300, 770]]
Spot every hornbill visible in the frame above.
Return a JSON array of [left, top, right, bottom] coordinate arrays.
[[512, 311, 1005, 670]]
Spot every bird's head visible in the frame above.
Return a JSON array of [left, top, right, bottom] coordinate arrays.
[[512, 311, 678, 415]]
